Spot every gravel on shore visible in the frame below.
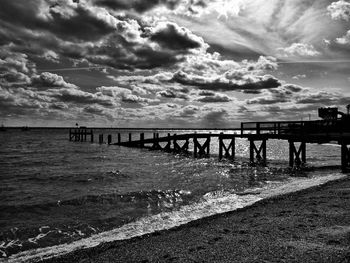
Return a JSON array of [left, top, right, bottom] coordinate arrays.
[[42, 176, 350, 263]]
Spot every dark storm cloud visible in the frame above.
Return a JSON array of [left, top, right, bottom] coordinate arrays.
[[171, 71, 281, 92], [246, 97, 289, 105], [93, 0, 180, 12], [196, 93, 232, 103], [0, 0, 116, 42], [0, 0, 209, 72], [150, 22, 205, 50]]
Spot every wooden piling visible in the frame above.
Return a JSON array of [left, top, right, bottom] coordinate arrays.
[[129, 133, 132, 142], [193, 135, 210, 158], [99, 134, 103, 144], [118, 133, 121, 145], [289, 141, 306, 167], [249, 139, 267, 165], [140, 133, 144, 147], [108, 134, 112, 145], [193, 134, 198, 158], [341, 143, 350, 172], [219, 133, 223, 160], [90, 130, 94, 143], [249, 140, 254, 163], [219, 133, 235, 161], [164, 133, 171, 152]]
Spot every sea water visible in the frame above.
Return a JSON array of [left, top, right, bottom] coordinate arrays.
[[0, 129, 345, 262]]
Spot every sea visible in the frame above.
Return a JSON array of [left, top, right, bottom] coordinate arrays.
[[0, 128, 346, 262]]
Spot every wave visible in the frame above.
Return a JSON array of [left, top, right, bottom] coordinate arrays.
[[2, 173, 345, 263], [0, 189, 193, 215]]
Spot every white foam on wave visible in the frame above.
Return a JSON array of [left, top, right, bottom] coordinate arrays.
[[3, 173, 346, 263]]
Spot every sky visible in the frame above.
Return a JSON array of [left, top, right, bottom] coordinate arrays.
[[0, 0, 350, 128]]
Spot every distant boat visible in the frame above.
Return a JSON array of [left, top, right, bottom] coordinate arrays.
[[21, 126, 30, 131], [0, 124, 6, 132]]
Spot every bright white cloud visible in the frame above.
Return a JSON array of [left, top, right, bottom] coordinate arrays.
[[327, 0, 350, 21], [336, 30, 350, 44], [278, 43, 321, 57]]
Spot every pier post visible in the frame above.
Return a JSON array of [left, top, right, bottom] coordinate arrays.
[[249, 139, 267, 165], [99, 134, 103, 144], [207, 136, 210, 156], [193, 135, 210, 158], [289, 141, 306, 167], [118, 133, 121, 145], [219, 133, 235, 161], [84, 129, 87, 141], [341, 143, 350, 172], [108, 134, 112, 145], [173, 134, 189, 154], [140, 133, 144, 148], [90, 130, 94, 143], [151, 132, 162, 150], [193, 134, 198, 158], [219, 133, 223, 160], [129, 133, 132, 143], [164, 133, 171, 152]]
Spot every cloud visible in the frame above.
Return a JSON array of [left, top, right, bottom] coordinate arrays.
[[200, 108, 228, 128], [149, 22, 208, 51], [171, 70, 281, 92], [174, 105, 199, 118], [0, 49, 35, 86], [296, 91, 350, 105], [292, 74, 307, 80], [0, 0, 117, 42], [157, 89, 189, 100], [31, 72, 78, 89], [278, 43, 320, 57], [335, 30, 350, 44], [327, 0, 350, 21], [42, 50, 60, 63], [246, 84, 307, 105], [0, 0, 211, 72], [92, 0, 180, 13], [196, 93, 232, 103]]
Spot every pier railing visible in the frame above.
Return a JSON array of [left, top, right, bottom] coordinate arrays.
[[240, 119, 349, 136]]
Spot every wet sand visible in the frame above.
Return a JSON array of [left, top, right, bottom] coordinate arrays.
[[42, 176, 350, 263]]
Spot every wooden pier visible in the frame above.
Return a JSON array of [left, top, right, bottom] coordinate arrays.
[[69, 118, 350, 172]]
